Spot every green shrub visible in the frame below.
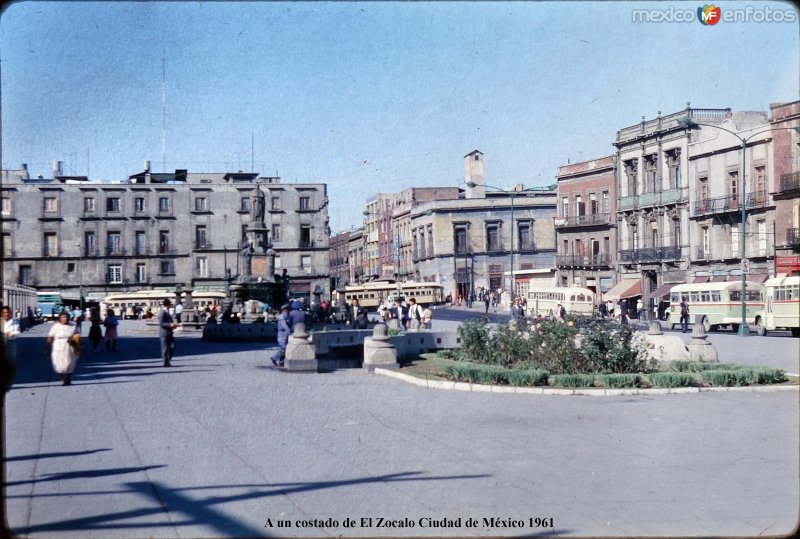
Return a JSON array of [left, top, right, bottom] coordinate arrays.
[[597, 373, 642, 388], [550, 373, 597, 388], [488, 322, 535, 367], [456, 320, 494, 363], [651, 372, 696, 387], [700, 369, 751, 386], [505, 368, 549, 387], [445, 363, 507, 384], [669, 361, 742, 372], [751, 367, 787, 384], [436, 349, 456, 360]]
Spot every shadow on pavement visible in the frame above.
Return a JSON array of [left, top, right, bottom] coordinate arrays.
[[3, 448, 112, 462], [5, 465, 166, 487], [14, 471, 491, 537]]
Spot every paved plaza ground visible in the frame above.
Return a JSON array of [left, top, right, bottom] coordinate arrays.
[[4, 316, 799, 537]]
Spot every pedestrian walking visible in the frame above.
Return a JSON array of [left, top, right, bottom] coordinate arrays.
[[598, 301, 608, 318], [47, 311, 79, 386], [421, 304, 433, 330], [347, 298, 369, 329], [484, 295, 490, 314], [407, 297, 424, 331], [390, 298, 408, 329], [680, 296, 690, 333], [272, 304, 291, 367], [2, 306, 21, 391], [159, 298, 178, 367], [103, 309, 119, 352], [88, 310, 103, 351], [511, 297, 525, 322], [636, 298, 644, 320], [175, 302, 184, 323], [557, 302, 567, 321], [73, 308, 83, 333]]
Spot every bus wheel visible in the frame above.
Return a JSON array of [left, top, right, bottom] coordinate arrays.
[[702, 317, 711, 333], [756, 318, 767, 337], [791, 328, 800, 338]]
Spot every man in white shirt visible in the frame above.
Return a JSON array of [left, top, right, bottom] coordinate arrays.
[[407, 298, 423, 331]]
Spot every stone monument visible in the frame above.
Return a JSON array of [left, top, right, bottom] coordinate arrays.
[[362, 323, 399, 372], [686, 323, 719, 362], [284, 322, 318, 372]]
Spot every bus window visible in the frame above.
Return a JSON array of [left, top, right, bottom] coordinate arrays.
[[700, 291, 710, 303], [711, 291, 721, 302], [690, 292, 699, 303], [671, 292, 680, 304], [746, 290, 762, 302], [730, 291, 740, 301]]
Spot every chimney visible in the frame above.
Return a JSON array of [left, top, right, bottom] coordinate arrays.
[[144, 160, 151, 172], [464, 150, 485, 199], [52, 160, 62, 177], [20, 163, 29, 180]]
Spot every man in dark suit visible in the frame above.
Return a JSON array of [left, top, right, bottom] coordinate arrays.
[[347, 298, 368, 329], [159, 298, 178, 367], [389, 298, 408, 329]]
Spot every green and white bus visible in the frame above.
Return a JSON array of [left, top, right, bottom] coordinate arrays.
[[754, 276, 800, 337], [668, 281, 765, 332], [526, 286, 595, 317]]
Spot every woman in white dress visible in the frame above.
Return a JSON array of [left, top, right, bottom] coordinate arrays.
[[47, 311, 78, 385], [2, 306, 21, 391]]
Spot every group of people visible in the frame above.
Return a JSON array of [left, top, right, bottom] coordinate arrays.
[[376, 297, 433, 330], [510, 296, 567, 323]]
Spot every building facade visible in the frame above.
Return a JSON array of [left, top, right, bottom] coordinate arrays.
[[554, 155, 617, 295], [771, 100, 800, 276], [410, 151, 557, 302], [328, 230, 351, 293], [686, 111, 774, 282], [346, 227, 365, 284], [1, 163, 330, 303], [614, 105, 732, 311]]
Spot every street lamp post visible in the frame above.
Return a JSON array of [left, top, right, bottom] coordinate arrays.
[[466, 181, 537, 305], [678, 116, 800, 336]]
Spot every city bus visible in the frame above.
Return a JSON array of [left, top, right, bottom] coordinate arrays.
[[36, 291, 63, 320], [526, 285, 595, 317], [343, 281, 444, 310], [753, 276, 800, 337], [101, 290, 227, 318], [667, 282, 765, 332]]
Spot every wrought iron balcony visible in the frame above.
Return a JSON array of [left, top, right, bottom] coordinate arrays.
[[195, 241, 213, 250], [780, 171, 800, 194], [788, 228, 800, 247], [620, 246, 682, 263], [554, 213, 610, 228], [619, 188, 683, 211], [556, 254, 611, 268], [694, 191, 769, 217], [106, 247, 126, 256]]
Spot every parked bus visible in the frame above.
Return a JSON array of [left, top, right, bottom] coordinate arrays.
[[754, 276, 800, 337], [667, 281, 765, 332], [101, 290, 226, 318], [36, 291, 63, 320], [526, 285, 595, 317], [3, 284, 38, 322], [343, 281, 444, 310]]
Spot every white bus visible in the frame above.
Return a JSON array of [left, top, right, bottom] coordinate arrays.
[[526, 286, 595, 317], [668, 281, 765, 332], [102, 290, 226, 318], [754, 276, 800, 337]]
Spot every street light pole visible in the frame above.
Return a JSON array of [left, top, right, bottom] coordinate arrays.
[[678, 116, 800, 336]]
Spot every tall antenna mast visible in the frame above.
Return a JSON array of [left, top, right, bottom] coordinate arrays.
[[161, 55, 166, 172], [251, 132, 254, 172]]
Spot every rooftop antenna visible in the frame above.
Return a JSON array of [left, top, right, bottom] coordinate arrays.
[[251, 133, 254, 172], [161, 54, 166, 172]]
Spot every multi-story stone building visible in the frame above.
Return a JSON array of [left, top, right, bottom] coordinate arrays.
[[771, 100, 800, 276], [613, 105, 732, 312], [686, 111, 774, 282], [554, 155, 617, 295], [347, 227, 365, 284], [1, 162, 330, 303], [391, 186, 460, 281], [410, 151, 557, 302], [328, 230, 351, 293]]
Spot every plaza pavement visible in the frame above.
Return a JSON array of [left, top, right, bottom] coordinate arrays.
[[4, 318, 799, 538]]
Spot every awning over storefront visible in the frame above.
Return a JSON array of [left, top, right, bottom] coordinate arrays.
[[692, 276, 711, 284], [603, 279, 641, 302], [746, 273, 769, 284], [649, 283, 675, 301], [710, 275, 728, 282]]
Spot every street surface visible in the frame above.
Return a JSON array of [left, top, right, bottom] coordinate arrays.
[[4, 316, 799, 537]]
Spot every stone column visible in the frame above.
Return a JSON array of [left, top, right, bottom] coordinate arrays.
[[686, 323, 718, 362], [363, 323, 399, 372], [284, 322, 318, 372]]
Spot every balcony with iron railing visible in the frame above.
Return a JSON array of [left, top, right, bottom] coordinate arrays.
[[693, 191, 769, 217], [554, 213, 610, 228], [779, 171, 800, 196], [788, 228, 800, 247], [619, 188, 683, 211], [106, 247, 127, 257], [194, 241, 214, 250], [696, 244, 771, 260], [619, 246, 682, 263], [556, 253, 612, 268]]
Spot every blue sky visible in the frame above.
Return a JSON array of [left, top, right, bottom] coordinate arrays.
[[1, 1, 798, 231]]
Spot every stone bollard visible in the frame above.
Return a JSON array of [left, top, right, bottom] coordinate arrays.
[[648, 320, 663, 336], [363, 323, 399, 372], [686, 323, 718, 362], [284, 322, 318, 372], [387, 318, 401, 332]]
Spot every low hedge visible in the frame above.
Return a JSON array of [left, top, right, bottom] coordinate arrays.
[[445, 363, 549, 386], [669, 361, 743, 372], [597, 373, 642, 388], [550, 373, 596, 388], [700, 368, 787, 386], [651, 372, 696, 388]]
